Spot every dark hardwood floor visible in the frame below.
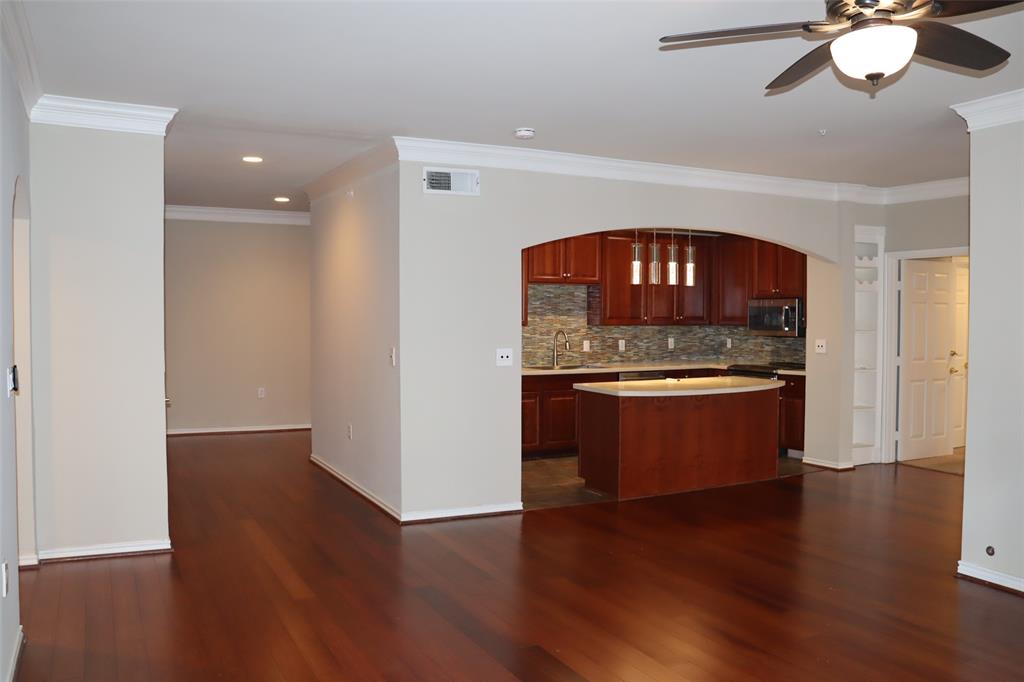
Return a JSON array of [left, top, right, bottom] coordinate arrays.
[[17, 431, 1024, 681]]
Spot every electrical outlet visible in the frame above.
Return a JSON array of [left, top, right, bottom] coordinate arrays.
[[726, 338, 732, 349], [347, 424, 353, 440], [257, 387, 266, 399], [496, 348, 513, 367], [582, 340, 591, 352], [815, 339, 827, 354], [668, 337, 675, 350], [618, 339, 626, 352]]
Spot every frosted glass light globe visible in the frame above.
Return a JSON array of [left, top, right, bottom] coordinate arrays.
[[830, 24, 918, 83]]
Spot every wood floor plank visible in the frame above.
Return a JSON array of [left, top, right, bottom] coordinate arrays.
[[16, 430, 1024, 681]]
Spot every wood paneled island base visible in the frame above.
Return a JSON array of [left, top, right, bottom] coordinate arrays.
[[577, 379, 781, 499]]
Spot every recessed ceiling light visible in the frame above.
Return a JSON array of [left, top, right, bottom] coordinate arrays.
[[273, 196, 290, 203], [242, 156, 263, 163], [514, 127, 535, 140]]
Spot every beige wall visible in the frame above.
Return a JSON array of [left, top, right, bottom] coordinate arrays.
[[959, 118, 1023, 587], [397, 161, 848, 518], [310, 160, 402, 516], [0, 39, 30, 680], [30, 123, 169, 557], [164, 219, 311, 432], [886, 196, 969, 252]]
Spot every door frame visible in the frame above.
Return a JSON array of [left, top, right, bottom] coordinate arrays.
[[881, 246, 969, 464]]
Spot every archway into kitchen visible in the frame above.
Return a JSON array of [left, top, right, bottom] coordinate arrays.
[[519, 227, 825, 511]]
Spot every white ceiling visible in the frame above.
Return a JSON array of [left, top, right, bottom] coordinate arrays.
[[22, 1, 1024, 211]]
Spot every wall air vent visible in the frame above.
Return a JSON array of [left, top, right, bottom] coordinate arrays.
[[422, 167, 480, 196]]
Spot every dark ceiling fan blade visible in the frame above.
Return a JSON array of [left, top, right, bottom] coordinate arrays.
[[913, 21, 1011, 70], [765, 41, 835, 90], [923, 0, 1024, 18], [660, 21, 816, 44]]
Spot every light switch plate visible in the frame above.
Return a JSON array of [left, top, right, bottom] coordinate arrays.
[[582, 340, 591, 352], [257, 387, 266, 399], [815, 339, 827, 354], [668, 337, 675, 350], [618, 339, 626, 352], [496, 348, 514, 366], [726, 338, 732, 349]]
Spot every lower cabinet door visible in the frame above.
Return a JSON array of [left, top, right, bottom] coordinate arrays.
[[522, 391, 541, 450], [541, 389, 578, 449], [780, 397, 805, 450]]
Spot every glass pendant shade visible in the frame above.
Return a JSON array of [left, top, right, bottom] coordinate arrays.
[[649, 241, 662, 285], [685, 244, 696, 287], [630, 241, 643, 285], [667, 243, 680, 286], [830, 25, 917, 84]]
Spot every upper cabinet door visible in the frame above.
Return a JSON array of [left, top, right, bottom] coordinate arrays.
[[752, 240, 779, 297], [527, 240, 565, 283], [775, 246, 807, 299], [713, 236, 752, 325], [647, 234, 675, 325], [675, 235, 712, 325], [600, 234, 646, 325], [563, 235, 601, 284]]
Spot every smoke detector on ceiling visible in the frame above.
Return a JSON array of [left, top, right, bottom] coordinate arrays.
[[514, 127, 535, 140]]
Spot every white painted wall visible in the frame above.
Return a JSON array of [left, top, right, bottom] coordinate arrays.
[[0, 35, 29, 682], [30, 123, 170, 558], [13, 211, 34, 566], [397, 162, 849, 517], [886, 196, 969, 252], [958, 117, 1024, 589], [310, 159, 402, 517], [164, 218, 311, 433]]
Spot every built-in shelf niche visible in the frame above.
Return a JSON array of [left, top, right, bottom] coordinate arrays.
[[852, 226, 885, 465]]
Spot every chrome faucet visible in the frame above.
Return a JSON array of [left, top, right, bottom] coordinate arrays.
[[552, 330, 570, 367]]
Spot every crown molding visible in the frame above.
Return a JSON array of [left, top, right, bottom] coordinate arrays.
[[30, 94, 178, 136], [951, 89, 1024, 132], [0, 1, 43, 116], [165, 205, 311, 226], [393, 137, 966, 206]]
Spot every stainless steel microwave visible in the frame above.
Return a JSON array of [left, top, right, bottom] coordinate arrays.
[[748, 298, 804, 337]]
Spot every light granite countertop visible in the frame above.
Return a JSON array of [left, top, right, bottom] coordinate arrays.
[[573, 376, 785, 398], [522, 360, 806, 377]]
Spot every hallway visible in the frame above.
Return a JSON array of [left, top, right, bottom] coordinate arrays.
[[16, 432, 1024, 681]]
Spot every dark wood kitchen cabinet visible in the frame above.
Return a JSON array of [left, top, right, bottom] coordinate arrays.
[[674, 235, 713, 325], [778, 374, 806, 451], [712, 235, 753, 325], [593, 233, 646, 325], [753, 240, 807, 299], [527, 235, 601, 284], [522, 372, 617, 455], [521, 249, 529, 326]]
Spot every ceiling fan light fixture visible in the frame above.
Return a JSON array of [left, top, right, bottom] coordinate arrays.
[[830, 24, 918, 84]]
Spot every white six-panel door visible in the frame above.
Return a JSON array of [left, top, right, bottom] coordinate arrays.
[[899, 260, 956, 460], [949, 258, 970, 450]]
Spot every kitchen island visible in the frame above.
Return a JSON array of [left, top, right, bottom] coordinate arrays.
[[574, 376, 783, 500]]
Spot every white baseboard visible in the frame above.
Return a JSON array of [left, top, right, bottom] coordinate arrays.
[[18, 553, 38, 567], [957, 561, 1024, 593], [400, 502, 523, 523], [37, 538, 172, 562], [167, 423, 311, 435], [309, 454, 401, 521], [5, 626, 23, 682], [802, 456, 856, 470]]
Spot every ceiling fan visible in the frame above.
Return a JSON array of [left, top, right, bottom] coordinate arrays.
[[660, 0, 1020, 90]]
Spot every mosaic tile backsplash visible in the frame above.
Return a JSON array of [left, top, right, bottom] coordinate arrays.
[[523, 284, 806, 368]]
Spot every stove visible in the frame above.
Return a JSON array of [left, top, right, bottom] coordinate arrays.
[[727, 362, 805, 378]]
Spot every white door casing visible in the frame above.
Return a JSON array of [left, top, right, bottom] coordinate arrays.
[[899, 259, 955, 460]]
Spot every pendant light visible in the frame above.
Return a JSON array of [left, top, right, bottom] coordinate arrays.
[[649, 228, 662, 285], [667, 230, 680, 286], [630, 227, 643, 285], [685, 229, 696, 287]]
